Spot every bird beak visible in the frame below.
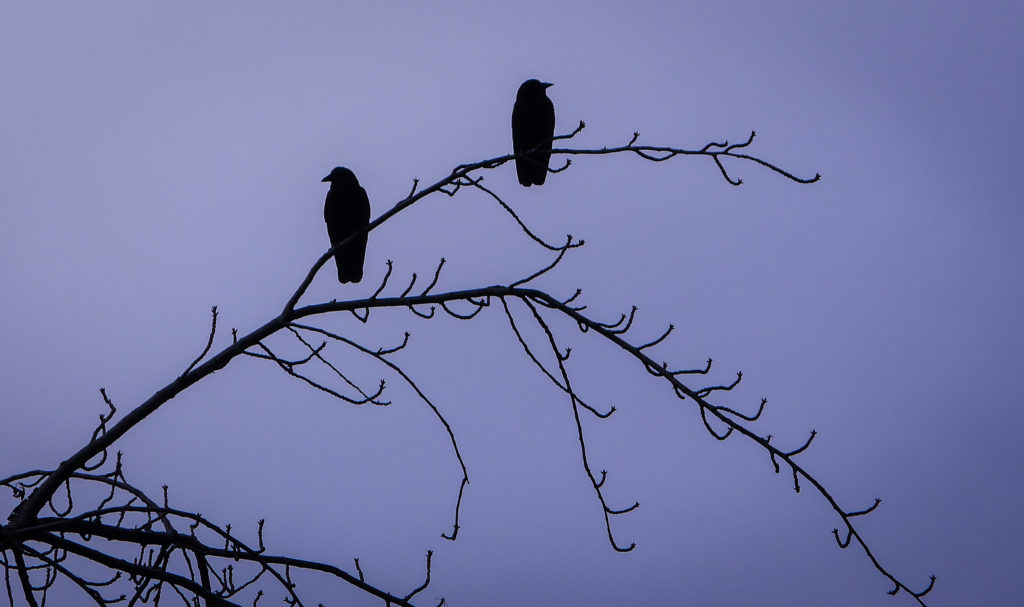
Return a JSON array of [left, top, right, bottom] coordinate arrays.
[[321, 174, 331, 182], [542, 82, 554, 88]]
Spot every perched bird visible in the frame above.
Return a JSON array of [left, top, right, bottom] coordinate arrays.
[[511, 79, 555, 187], [321, 167, 370, 283]]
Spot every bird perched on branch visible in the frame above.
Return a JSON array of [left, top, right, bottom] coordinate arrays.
[[511, 79, 555, 187], [322, 167, 370, 283]]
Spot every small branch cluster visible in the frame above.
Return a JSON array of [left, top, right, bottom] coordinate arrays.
[[282, 121, 817, 317], [1, 452, 437, 606], [511, 287, 935, 604]]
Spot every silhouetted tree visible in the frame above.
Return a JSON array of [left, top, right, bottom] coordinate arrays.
[[0, 121, 936, 606]]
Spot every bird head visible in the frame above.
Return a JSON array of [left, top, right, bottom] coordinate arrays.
[[518, 79, 554, 98], [321, 166, 359, 186]]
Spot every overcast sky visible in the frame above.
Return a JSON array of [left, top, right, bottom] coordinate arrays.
[[2, 2, 1022, 606]]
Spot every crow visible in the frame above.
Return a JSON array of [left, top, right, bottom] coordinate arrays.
[[511, 79, 555, 187], [321, 167, 370, 283]]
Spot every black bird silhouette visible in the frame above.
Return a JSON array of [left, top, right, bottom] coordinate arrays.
[[511, 79, 555, 187], [322, 167, 370, 283]]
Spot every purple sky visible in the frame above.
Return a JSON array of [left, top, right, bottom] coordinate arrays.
[[2, 3, 1022, 605]]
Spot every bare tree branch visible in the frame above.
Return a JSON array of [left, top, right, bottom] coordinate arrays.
[[1, 127, 931, 607]]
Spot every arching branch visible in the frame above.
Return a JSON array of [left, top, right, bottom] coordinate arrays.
[[1, 126, 928, 607]]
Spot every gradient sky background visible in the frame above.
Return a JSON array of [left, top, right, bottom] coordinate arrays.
[[2, 2, 1022, 606]]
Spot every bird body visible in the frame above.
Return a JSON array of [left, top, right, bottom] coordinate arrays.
[[511, 79, 555, 187], [322, 167, 370, 283]]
